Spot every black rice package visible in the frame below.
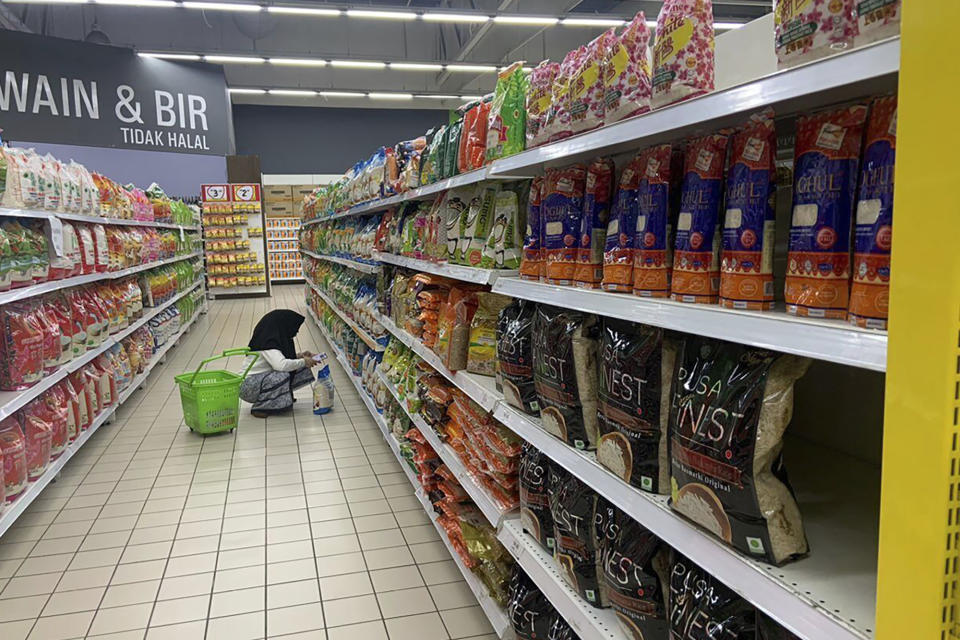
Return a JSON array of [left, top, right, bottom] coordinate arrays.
[[508, 565, 554, 639], [596, 499, 670, 640], [670, 552, 756, 639], [520, 441, 555, 552], [497, 299, 540, 414], [668, 336, 810, 565], [547, 614, 582, 640], [533, 305, 600, 450], [548, 465, 604, 607], [596, 319, 677, 494]]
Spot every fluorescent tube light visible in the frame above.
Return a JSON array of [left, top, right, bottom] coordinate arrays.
[[204, 55, 265, 63], [229, 88, 267, 94], [182, 1, 262, 11], [267, 89, 317, 96], [266, 5, 340, 16], [96, 0, 178, 6], [139, 52, 202, 60], [319, 91, 366, 98], [459, 95, 482, 100], [269, 57, 328, 66], [560, 17, 626, 26], [493, 15, 558, 25], [345, 9, 415, 20], [421, 12, 489, 23], [1, 0, 87, 4], [415, 94, 459, 100], [714, 21, 745, 29], [444, 64, 497, 73], [388, 62, 444, 71], [330, 59, 387, 69], [369, 92, 413, 100]]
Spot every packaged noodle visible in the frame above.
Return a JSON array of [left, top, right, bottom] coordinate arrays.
[[720, 110, 777, 310], [486, 62, 529, 163], [519, 176, 543, 281], [652, 0, 715, 109], [633, 144, 680, 298], [849, 95, 896, 329], [481, 188, 524, 269], [671, 132, 730, 304], [602, 155, 642, 293], [604, 14, 652, 124], [570, 33, 612, 136], [785, 105, 867, 319], [856, 0, 900, 46], [574, 158, 615, 289], [526, 62, 559, 149], [458, 185, 499, 267], [774, 0, 856, 69], [443, 186, 476, 264], [542, 166, 587, 286]]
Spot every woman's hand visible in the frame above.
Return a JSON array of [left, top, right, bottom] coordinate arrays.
[[298, 351, 314, 359], [302, 355, 319, 368]]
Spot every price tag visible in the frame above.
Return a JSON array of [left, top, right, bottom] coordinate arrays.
[[179, 226, 185, 241], [48, 216, 65, 257]]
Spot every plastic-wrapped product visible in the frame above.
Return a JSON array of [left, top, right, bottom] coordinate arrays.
[[526, 61, 560, 149], [544, 49, 581, 143], [460, 99, 491, 173], [458, 185, 499, 266], [548, 465, 605, 607], [0, 417, 27, 501], [496, 299, 540, 415], [574, 158, 615, 289], [652, 0, 715, 109], [442, 187, 474, 263], [602, 155, 642, 293], [570, 33, 612, 136], [849, 95, 896, 329], [33, 390, 68, 460], [481, 189, 524, 269], [856, 0, 900, 46], [605, 14, 653, 124], [468, 293, 512, 376], [36, 301, 63, 373], [20, 407, 52, 480], [507, 566, 554, 639], [0, 302, 44, 390], [519, 442, 554, 551], [670, 551, 756, 638], [597, 499, 670, 639], [533, 305, 600, 450], [785, 105, 867, 318], [774, 0, 856, 68], [720, 110, 777, 310], [669, 336, 810, 564], [519, 176, 544, 281], [92, 224, 109, 273], [671, 132, 730, 304], [542, 165, 587, 286], [596, 319, 675, 494], [443, 118, 464, 179], [486, 62, 528, 162], [633, 144, 680, 298], [546, 615, 580, 640]]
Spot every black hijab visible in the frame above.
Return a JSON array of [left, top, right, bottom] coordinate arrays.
[[248, 309, 305, 359]]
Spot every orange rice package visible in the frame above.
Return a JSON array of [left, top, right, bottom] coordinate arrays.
[[633, 144, 680, 298], [542, 165, 587, 285], [574, 158, 615, 289], [602, 156, 642, 293]]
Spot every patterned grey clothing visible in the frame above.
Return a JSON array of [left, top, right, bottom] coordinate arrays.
[[240, 367, 314, 413]]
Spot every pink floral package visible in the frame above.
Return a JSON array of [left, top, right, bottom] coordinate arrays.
[[569, 32, 613, 135], [0, 417, 26, 501], [0, 303, 44, 391], [526, 61, 560, 149], [605, 14, 653, 124], [857, 0, 900, 46], [544, 49, 583, 143], [773, 0, 856, 68], [652, 0, 715, 109]]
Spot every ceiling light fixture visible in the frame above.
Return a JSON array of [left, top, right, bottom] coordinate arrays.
[[560, 17, 626, 26], [266, 5, 340, 16], [319, 90, 367, 98], [269, 57, 328, 66], [182, 1, 262, 11], [345, 9, 416, 20], [388, 62, 444, 71], [229, 88, 267, 94], [267, 89, 317, 96], [139, 52, 202, 59], [368, 92, 414, 100], [421, 12, 490, 23], [330, 59, 386, 69], [204, 54, 265, 63], [1, 0, 87, 4], [415, 94, 460, 100], [493, 15, 559, 25], [445, 64, 497, 73], [459, 95, 483, 100], [95, 0, 178, 6]]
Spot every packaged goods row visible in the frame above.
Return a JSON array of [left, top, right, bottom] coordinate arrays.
[[207, 275, 266, 288], [205, 239, 251, 251], [202, 213, 249, 227], [0, 147, 195, 225]]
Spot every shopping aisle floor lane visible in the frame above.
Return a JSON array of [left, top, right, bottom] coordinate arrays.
[[0, 286, 496, 640]]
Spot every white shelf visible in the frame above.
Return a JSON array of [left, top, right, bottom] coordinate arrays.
[[207, 285, 268, 295], [302, 249, 380, 274], [377, 370, 510, 527], [268, 248, 301, 253], [492, 278, 887, 372], [0, 305, 204, 538], [493, 403, 877, 640], [0, 251, 202, 307], [373, 251, 518, 285], [270, 277, 304, 283], [498, 519, 624, 640], [0, 207, 200, 232], [376, 314, 499, 412], [487, 38, 900, 176], [307, 282, 385, 352]]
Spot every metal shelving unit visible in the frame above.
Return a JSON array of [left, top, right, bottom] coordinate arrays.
[[373, 251, 518, 286]]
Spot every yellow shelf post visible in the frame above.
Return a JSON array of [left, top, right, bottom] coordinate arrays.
[[876, 2, 960, 638]]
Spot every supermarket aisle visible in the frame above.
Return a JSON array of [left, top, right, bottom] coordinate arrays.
[[0, 286, 495, 640]]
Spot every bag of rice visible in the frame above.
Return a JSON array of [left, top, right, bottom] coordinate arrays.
[[856, 0, 900, 46], [481, 188, 524, 269], [547, 615, 580, 640], [759, 613, 801, 639], [602, 156, 642, 293], [785, 104, 867, 319], [497, 299, 540, 415], [507, 565, 554, 639], [669, 551, 756, 638], [458, 186, 499, 266], [774, 0, 856, 69], [443, 186, 476, 264], [544, 49, 581, 143], [574, 158, 615, 289], [570, 32, 612, 136], [533, 305, 600, 450], [605, 13, 652, 124], [597, 499, 670, 639], [669, 335, 810, 564], [549, 465, 605, 607], [468, 293, 512, 376], [542, 165, 587, 286], [519, 442, 555, 551], [527, 62, 560, 149], [486, 62, 529, 163], [0, 416, 27, 501], [596, 319, 675, 494], [671, 132, 730, 305], [849, 95, 896, 329], [519, 176, 544, 281], [633, 144, 680, 298], [652, 0, 715, 109], [720, 110, 777, 311]]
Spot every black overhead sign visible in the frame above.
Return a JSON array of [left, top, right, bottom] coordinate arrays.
[[1, 31, 233, 156]]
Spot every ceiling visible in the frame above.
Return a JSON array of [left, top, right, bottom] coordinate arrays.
[[3, 0, 772, 109]]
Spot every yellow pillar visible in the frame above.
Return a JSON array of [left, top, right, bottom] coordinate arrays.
[[875, 2, 960, 638]]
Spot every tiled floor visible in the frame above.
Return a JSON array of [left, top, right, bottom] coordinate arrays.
[[0, 286, 496, 640]]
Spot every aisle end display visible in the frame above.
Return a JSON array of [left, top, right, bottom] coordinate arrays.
[[201, 183, 269, 296]]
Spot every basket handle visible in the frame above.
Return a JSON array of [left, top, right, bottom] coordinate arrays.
[[187, 348, 258, 385]]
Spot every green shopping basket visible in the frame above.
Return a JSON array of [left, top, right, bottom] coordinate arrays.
[[175, 348, 259, 435]]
